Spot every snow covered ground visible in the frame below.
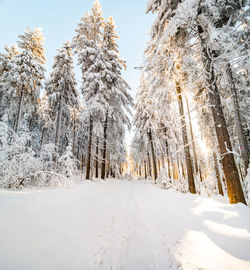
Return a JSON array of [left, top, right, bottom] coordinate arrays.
[[0, 179, 250, 270]]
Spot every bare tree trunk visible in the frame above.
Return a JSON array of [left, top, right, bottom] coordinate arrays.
[[148, 129, 158, 182], [176, 81, 196, 194], [101, 112, 108, 180], [86, 116, 93, 180], [14, 89, 24, 133], [186, 97, 199, 174], [226, 64, 249, 176], [95, 137, 99, 178], [198, 27, 246, 204], [144, 160, 147, 179]]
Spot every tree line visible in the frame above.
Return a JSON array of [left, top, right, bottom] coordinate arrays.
[[131, 0, 249, 205], [0, 0, 133, 188]]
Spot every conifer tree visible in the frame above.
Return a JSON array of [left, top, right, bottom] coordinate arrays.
[[45, 41, 78, 155]]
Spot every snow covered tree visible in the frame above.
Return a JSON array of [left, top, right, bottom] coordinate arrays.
[[58, 144, 78, 178], [73, 2, 132, 180], [45, 41, 78, 155], [72, 0, 105, 180], [0, 28, 45, 133], [144, 0, 247, 203]]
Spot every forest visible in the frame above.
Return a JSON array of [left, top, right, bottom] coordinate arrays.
[[0, 1, 250, 269]]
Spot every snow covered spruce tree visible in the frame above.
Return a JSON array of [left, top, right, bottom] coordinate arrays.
[[0, 28, 45, 134], [72, 0, 104, 180], [73, 1, 132, 180], [145, 0, 248, 204], [45, 41, 78, 157]]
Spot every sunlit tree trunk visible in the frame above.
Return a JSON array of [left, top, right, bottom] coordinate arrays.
[[186, 97, 199, 174], [176, 81, 196, 194], [148, 129, 158, 182]]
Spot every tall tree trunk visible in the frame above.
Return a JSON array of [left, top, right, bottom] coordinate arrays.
[[144, 160, 147, 179], [147, 151, 152, 177], [40, 127, 46, 151], [226, 64, 249, 176], [176, 81, 196, 194], [161, 156, 165, 169], [186, 97, 199, 174], [213, 152, 224, 196], [72, 116, 76, 156], [86, 115, 93, 180], [14, 89, 24, 133], [148, 129, 158, 182], [106, 153, 109, 178], [55, 95, 63, 152], [101, 112, 108, 180], [165, 139, 171, 178], [198, 26, 246, 204], [95, 137, 99, 178]]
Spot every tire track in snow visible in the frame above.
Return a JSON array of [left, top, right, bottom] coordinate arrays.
[[89, 186, 131, 270], [89, 181, 184, 270], [133, 184, 184, 270]]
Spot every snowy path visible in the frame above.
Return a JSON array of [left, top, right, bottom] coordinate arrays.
[[0, 180, 250, 270]]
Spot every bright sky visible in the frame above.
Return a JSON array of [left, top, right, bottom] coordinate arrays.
[[0, 0, 154, 144], [0, 0, 154, 95]]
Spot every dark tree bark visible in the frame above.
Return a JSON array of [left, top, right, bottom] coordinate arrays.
[[147, 151, 152, 177], [40, 127, 46, 151], [176, 81, 196, 194], [148, 129, 158, 182], [95, 137, 99, 178], [101, 112, 108, 180], [55, 93, 63, 152], [86, 116, 93, 180], [144, 160, 147, 179]]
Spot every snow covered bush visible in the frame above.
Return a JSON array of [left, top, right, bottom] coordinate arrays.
[[58, 144, 78, 178], [0, 129, 41, 188], [158, 169, 188, 193], [0, 121, 78, 189]]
